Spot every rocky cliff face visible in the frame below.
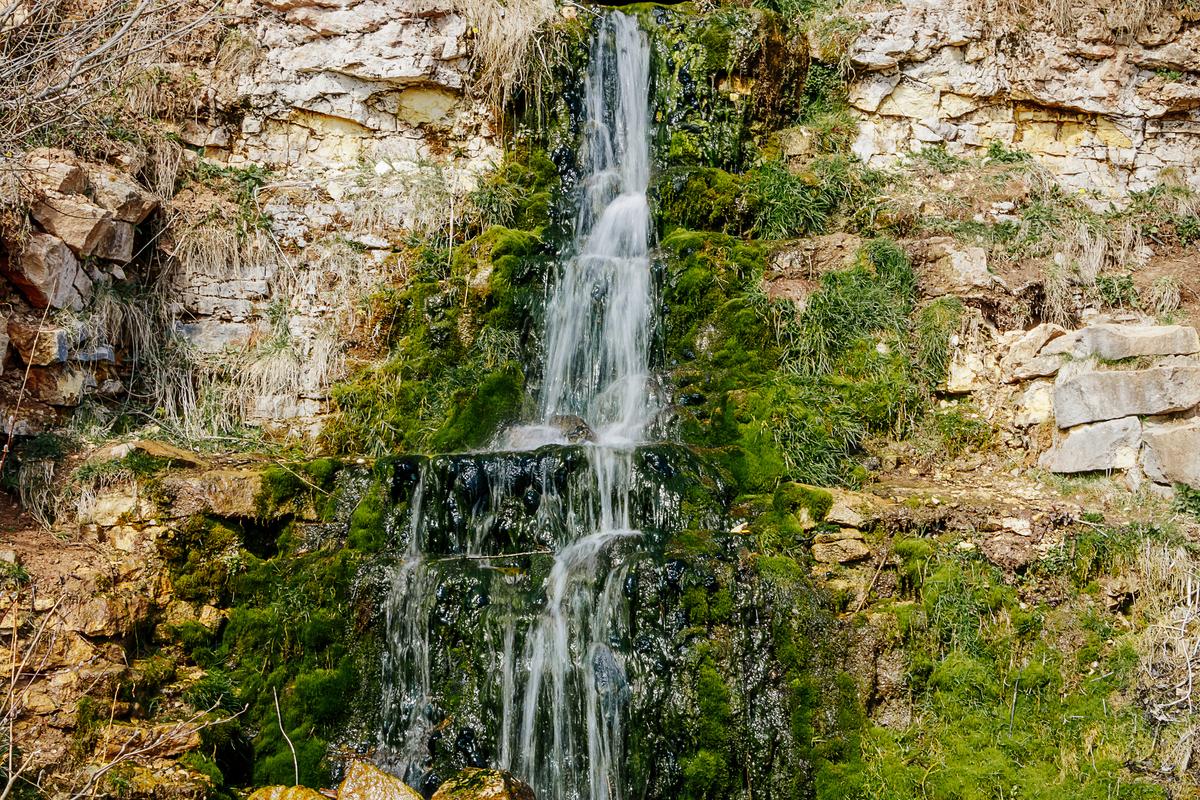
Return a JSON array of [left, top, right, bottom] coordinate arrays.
[[846, 0, 1200, 200], [2, 1, 1200, 798]]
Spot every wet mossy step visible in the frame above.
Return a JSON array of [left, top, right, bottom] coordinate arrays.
[[372, 443, 730, 557]]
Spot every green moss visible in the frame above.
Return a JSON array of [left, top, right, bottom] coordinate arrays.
[[256, 458, 342, 519], [817, 537, 1165, 800], [658, 167, 749, 233], [429, 365, 524, 451], [347, 478, 388, 551], [325, 224, 546, 457], [773, 482, 833, 522]]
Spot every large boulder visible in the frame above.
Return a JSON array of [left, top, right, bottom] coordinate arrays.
[[1052, 364, 1200, 428], [157, 469, 264, 519], [1142, 420, 1200, 489], [4, 232, 89, 309], [88, 167, 159, 223], [26, 365, 91, 406], [30, 191, 113, 257], [1076, 324, 1200, 361], [1039, 417, 1142, 473], [432, 769, 536, 800], [94, 220, 136, 263], [338, 760, 422, 800]]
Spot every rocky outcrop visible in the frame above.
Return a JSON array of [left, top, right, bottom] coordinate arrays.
[[1038, 416, 1143, 473], [1052, 363, 1200, 427], [248, 788, 328, 800], [1142, 419, 1200, 488], [844, 0, 1200, 199]]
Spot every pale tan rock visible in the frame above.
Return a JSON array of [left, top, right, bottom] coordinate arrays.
[[1001, 324, 1065, 383], [24, 155, 85, 194], [1014, 380, 1054, 427], [812, 530, 871, 564], [158, 469, 264, 518], [4, 232, 86, 309], [88, 167, 159, 223], [79, 489, 155, 527], [339, 760, 422, 800], [30, 191, 113, 257], [90, 438, 202, 467]]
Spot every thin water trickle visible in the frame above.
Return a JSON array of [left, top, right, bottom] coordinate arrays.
[[379, 13, 655, 800]]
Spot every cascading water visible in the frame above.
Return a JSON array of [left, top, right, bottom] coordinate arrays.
[[379, 13, 658, 800]]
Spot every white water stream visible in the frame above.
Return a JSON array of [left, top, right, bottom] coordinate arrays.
[[380, 14, 656, 800]]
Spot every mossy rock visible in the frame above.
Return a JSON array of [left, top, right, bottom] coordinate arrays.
[[431, 768, 534, 800], [247, 788, 325, 800], [339, 760, 421, 800], [773, 482, 833, 526]]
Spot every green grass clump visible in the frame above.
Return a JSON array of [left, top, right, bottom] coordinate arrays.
[[468, 148, 559, 231], [749, 156, 865, 239], [667, 235, 949, 490]]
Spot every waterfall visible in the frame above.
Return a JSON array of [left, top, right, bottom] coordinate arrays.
[[379, 14, 656, 800], [537, 10, 655, 445]]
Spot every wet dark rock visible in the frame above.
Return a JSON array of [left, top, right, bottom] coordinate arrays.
[[549, 413, 595, 442]]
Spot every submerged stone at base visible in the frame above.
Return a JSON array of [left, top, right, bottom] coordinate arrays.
[[338, 761, 422, 800], [247, 787, 327, 800], [432, 769, 536, 800]]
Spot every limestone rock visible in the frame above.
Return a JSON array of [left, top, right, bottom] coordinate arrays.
[[1001, 324, 1064, 383], [1053, 365, 1200, 428], [812, 530, 871, 564], [24, 153, 85, 194], [432, 768, 536, 800], [1038, 417, 1142, 473], [1142, 419, 1200, 489], [247, 787, 327, 800], [90, 439, 202, 468], [921, 237, 997, 295], [1076, 324, 1200, 361], [4, 232, 88, 309], [7, 321, 70, 366], [88, 167, 159, 223], [30, 191, 113, 257], [157, 469, 264, 519], [94, 220, 136, 263], [1010, 353, 1065, 382], [1014, 380, 1054, 427], [26, 365, 90, 406], [339, 760, 422, 800]]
